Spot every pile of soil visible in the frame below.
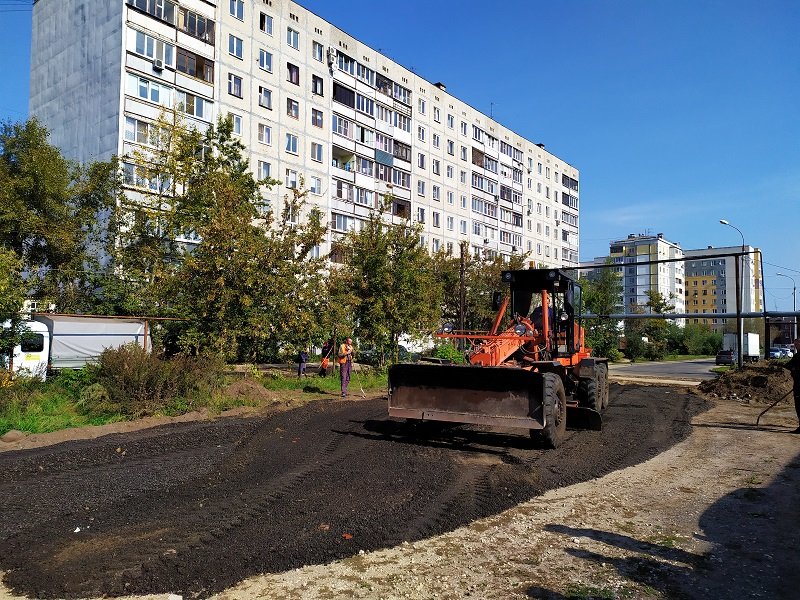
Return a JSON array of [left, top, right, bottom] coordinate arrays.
[[698, 360, 793, 403], [222, 378, 276, 404]]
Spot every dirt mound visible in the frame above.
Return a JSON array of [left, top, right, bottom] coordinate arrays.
[[698, 360, 793, 403], [223, 378, 275, 403]]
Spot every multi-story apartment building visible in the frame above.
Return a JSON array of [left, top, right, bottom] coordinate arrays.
[[29, 0, 579, 265], [684, 245, 761, 330], [585, 233, 685, 318]]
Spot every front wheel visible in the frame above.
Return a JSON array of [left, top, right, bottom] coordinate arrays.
[[597, 363, 609, 410], [531, 373, 567, 449]]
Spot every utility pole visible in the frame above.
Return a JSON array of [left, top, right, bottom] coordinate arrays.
[[459, 241, 467, 350]]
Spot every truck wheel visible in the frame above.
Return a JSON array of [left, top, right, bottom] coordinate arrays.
[[531, 372, 567, 449], [597, 364, 609, 410], [577, 376, 600, 412]]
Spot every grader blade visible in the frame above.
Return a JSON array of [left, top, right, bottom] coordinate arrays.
[[566, 406, 603, 431], [388, 363, 547, 430]]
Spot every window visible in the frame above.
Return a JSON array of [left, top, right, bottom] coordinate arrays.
[[311, 142, 323, 162], [285, 169, 298, 188], [432, 133, 440, 149], [394, 113, 411, 132], [392, 169, 411, 188], [287, 98, 299, 118], [432, 159, 440, 175], [337, 52, 356, 75], [258, 123, 271, 145], [333, 83, 356, 108], [446, 165, 454, 179], [127, 0, 176, 25], [432, 211, 440, 227], [418, 98, 426, 114], [228, 34, 243, 59], [126, 74, 173, 108], [312, 41, 324, 62], [417, 180, 425, 196], [259, 49, 273, 72], [332, 114, 352, 138], [447, 191, 454, 204], [312, 75, 324, 96], [227, 73, 242, 97], [446, 216, 454, 230], [260, 12, 273, 35], [447, 140, 454, 155], [433, 107, 440, 122], [416, 207, 426, 223], [418, 126, 426, 142], [258, 86, 272, 109], [176, 91, 206, 119], [333, 212, 355, 231], [432, 185, 441, 201], [177, 48, 214, 83], [287, 27, 299, 49], [376, 133, 392, 153], [286, 62, 299, 85], [417, 153, 426, 169], [133, 29, 175, 66], [124, 116, 158, 145], [355, 188, 374, 207], [229, 0, 243, 20], [177, 8, 214, 44], [460, 219, 467, 234], [356, 63, 375, 86], [312, 108, 323, 128], [285, 133, 298, 154], [229, 112, 242, 135], [460, 146, 467, 161], [357, 125, 374, 146], [310, 176, 322, 194], [393, 140, 410, 162], [257, 160, 270, 179], [356, 94, 374, 116], [460, 121, 468, 136]]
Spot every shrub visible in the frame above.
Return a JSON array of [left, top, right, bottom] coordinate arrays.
[[77, 383, 121, 417], [94, 344, 225, 417], [431, 342, 466, 364]]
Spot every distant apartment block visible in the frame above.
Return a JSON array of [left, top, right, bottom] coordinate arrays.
[[29, 0, 580, 265], [684, 245, 761, 330]]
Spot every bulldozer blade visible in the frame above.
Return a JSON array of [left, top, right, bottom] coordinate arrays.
[[566, 406, 602, 431], [388, 363, 546, 430]]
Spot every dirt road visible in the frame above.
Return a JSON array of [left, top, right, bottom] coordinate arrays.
[[0, 384, 706, 599]]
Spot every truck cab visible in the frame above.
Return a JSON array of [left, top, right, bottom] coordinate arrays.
[[10, 321, 50, 377]]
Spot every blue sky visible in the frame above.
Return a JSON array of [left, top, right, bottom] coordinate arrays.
[[1, 0, 798, 310]]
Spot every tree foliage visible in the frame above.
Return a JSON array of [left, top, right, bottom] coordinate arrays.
[[580, 263, 623, 360]]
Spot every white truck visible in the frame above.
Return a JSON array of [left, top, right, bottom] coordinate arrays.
[[722, 332, 760, 362], [9, 314, 152, 379]]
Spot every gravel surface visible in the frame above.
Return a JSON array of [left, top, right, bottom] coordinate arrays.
[[0, 384, 706, 599]]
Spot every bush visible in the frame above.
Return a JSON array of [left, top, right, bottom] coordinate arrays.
[[77, 383, 121, 417], [431, 342, 466, 364], [94, 344, 225, 417]]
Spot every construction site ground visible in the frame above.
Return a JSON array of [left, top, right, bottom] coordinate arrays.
[[0, 362, 798, 600]]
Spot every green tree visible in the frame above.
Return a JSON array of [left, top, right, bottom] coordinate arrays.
[[330, 196, 442, 365], [0, 249, 26, 365], [0, 119, 119, 311], [581, 263, 623, 360]]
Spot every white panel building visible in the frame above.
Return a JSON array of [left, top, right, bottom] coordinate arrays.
[[30, 0, 580, 265]]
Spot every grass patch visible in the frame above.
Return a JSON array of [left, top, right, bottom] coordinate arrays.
[[257, 369, 388, 394], [663, 354, 713, 362]]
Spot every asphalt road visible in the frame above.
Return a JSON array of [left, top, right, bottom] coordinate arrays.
[[609, 358, 717, 381], [0, 385, 707, 599]]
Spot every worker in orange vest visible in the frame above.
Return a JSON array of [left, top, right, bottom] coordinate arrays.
[[338, 337, 354, 397]]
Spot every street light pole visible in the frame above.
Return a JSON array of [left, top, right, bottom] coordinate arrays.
[[720, 219, 745, 368], [776, 272, 797, 341]]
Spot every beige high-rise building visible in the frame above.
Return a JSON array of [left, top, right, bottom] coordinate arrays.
[[30, 0, 580, 265]]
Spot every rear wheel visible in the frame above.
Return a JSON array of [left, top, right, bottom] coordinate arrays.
[[577, 376, 600, 411], [531, 373, 567, 449], [597, 363, 609, 410]]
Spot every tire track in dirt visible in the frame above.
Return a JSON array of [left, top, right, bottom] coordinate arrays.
[[0, 386, 707, 599]]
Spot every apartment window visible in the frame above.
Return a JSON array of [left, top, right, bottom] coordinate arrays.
[[127, 73, 173, 108], [124, 116, 157, 145], [285, 133, 298, 154], [432, 185, 441, 201], [460, 219, 467, 234], [312, 75, 324, 96], [357, 156, 374, 176], [418, 126, 426, 142], [177, 48, 214, 83], [338, 52, 356, 75], [257, 123, 271, 145], [259, 49, 273, 72], [228, 73, 242, 97], [418, 98, 426, 114], [447, 191, 454, 204], [229, 112, 242, 135], [433, 107, 440, 123], [312, 41, 323, 62], [356, 94, 374, 116], [446, 140, 455, 156], [432, 159, 441, 175], [446, 165, 454, 179], [356, 63, 375, 86], [332, 114, 352, 138], [177, 8, 214, 44], [447, 114, 454, 129], [285, 169, 298, 188], [460, 121, 468, 136], [260, 12, 273, 35], [416, 207, 426, 223], [432, 211, 440, 228], [355, 188, 374, 207], [392, 169, 411, 189], [127, 0, 176, 25], [287, 98, 299, 118], [446, 216, 454, 231], [228, 34, 243, 59], [283, 62, 298, 85], [311, 142, 323, 162], [432, 134, 441, 149], [176, 91, 206, 119], [312, 108, 323, 128], [417, 180, 425, 196], [393, 140, 410, 162], [333, 83, 356, 108], [418, 153, 426, 169], [133, 30, 174, 66], [287, 27, 299, 49], [460, 146, 467, 161], [229, 0, 243, 20], [461, 195, 467, 209], [258, 86, 272, 109], [257, 160, 270, 180], [310, 176, 322, 194], [395, 113, 411, 132]]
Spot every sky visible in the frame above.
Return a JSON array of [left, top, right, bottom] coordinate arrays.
[[0, 0, 798, 310]]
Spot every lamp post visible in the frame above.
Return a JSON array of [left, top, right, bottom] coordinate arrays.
[[776, 272, 797, 341], [720, 219, 745, 367]]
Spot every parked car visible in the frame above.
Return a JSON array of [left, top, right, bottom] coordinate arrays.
[[768, 347, 788, 359], [715, 350, 737, 365]]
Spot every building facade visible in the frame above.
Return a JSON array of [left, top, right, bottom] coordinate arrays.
[[684, 245, 762, 330], [30, 0, 580, 265]]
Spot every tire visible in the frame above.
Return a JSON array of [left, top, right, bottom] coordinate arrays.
[[531, 372, 567, 449], [577, 376, 600, 412], [597, 363, 610, 410]]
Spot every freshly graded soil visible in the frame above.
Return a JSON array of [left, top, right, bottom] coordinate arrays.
[[0, 384, 705, 599]]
